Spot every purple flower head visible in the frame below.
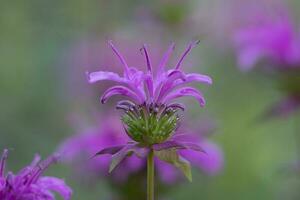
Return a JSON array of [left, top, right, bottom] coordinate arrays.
[[234, 9, 300, 71], [87, 41, 212, 145], [0, 149, 72, 200], [88, 41, 214, 182]]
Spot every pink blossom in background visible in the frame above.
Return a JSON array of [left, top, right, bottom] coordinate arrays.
[[232, 2, 300, 118], [234, 14, 300, 71]]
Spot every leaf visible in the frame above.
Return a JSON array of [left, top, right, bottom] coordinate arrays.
[[153, 141, 205, 153], [93, 145, 126, 157], [109, 146, 131, 173], [109, 144, 148, 173], [155, 149, 192, 182]]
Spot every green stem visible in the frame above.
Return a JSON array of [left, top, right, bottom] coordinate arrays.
[[147, 148, 155, 200]]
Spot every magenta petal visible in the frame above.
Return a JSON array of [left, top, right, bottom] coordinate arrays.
[[144, 73, 154, 100], [162, 87, 206, 106], [38, 177, 73, 200], [184, 73, 213, 85], [87, 71, 125, 83], [167, 70, 186, 81], [141, 44, 153, 72], [155, 70, 186, 102], [108, 40, 130, 77], [101, 86, 142, 104], [157, 42, 175, 74]]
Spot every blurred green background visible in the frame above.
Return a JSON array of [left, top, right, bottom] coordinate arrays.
[[1, 0, 300, 199]]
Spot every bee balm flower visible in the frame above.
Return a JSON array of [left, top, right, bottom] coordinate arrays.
[[88, 41, 212, 182], [87, 40, 212, 144]]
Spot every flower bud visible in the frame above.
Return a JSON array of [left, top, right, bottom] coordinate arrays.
[[117, 101, 183, 145]]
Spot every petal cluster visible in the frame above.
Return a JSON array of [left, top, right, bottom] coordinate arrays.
[[87, 40, 212, 107], [0, 149, 72, 200]]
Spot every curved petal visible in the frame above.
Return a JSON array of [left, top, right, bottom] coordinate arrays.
[[162, 87, 206, 107], [155, 70, 186, 102], [38, 177, 72, 200], [184, 73, 213, 85], [101, 86, 142, 104], [87, 71, 126, 83], [108, 40, 130, 77]]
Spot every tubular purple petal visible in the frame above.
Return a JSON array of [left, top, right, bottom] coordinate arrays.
[[144, 73, 154, 100], [184, 73, 213, 85], [27, 153, 60, 185], [155, 70, 186, 102], [108, 40, 130, 77], [101, 86, 142, 104], [38, 177, 73, 200], [87, 71, 125, 83], [162, 87, 206, 106], [141, 44, 153, 73], [30, 154, 41, 167], [157, 42, 175, 74], [175, 40, 200, 70]]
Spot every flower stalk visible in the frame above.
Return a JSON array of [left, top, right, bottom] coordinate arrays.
[[147, 148, 155, 200]]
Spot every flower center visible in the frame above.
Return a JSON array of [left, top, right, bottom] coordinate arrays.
[[117, 101, 183, 145]]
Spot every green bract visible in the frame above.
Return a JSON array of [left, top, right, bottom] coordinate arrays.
[[121, 103, 181, 145]]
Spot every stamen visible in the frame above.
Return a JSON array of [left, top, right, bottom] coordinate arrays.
[[175, 40, 200, 70]]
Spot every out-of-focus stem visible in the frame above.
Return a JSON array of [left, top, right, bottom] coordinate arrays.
[[147, 148, 155, 200]]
